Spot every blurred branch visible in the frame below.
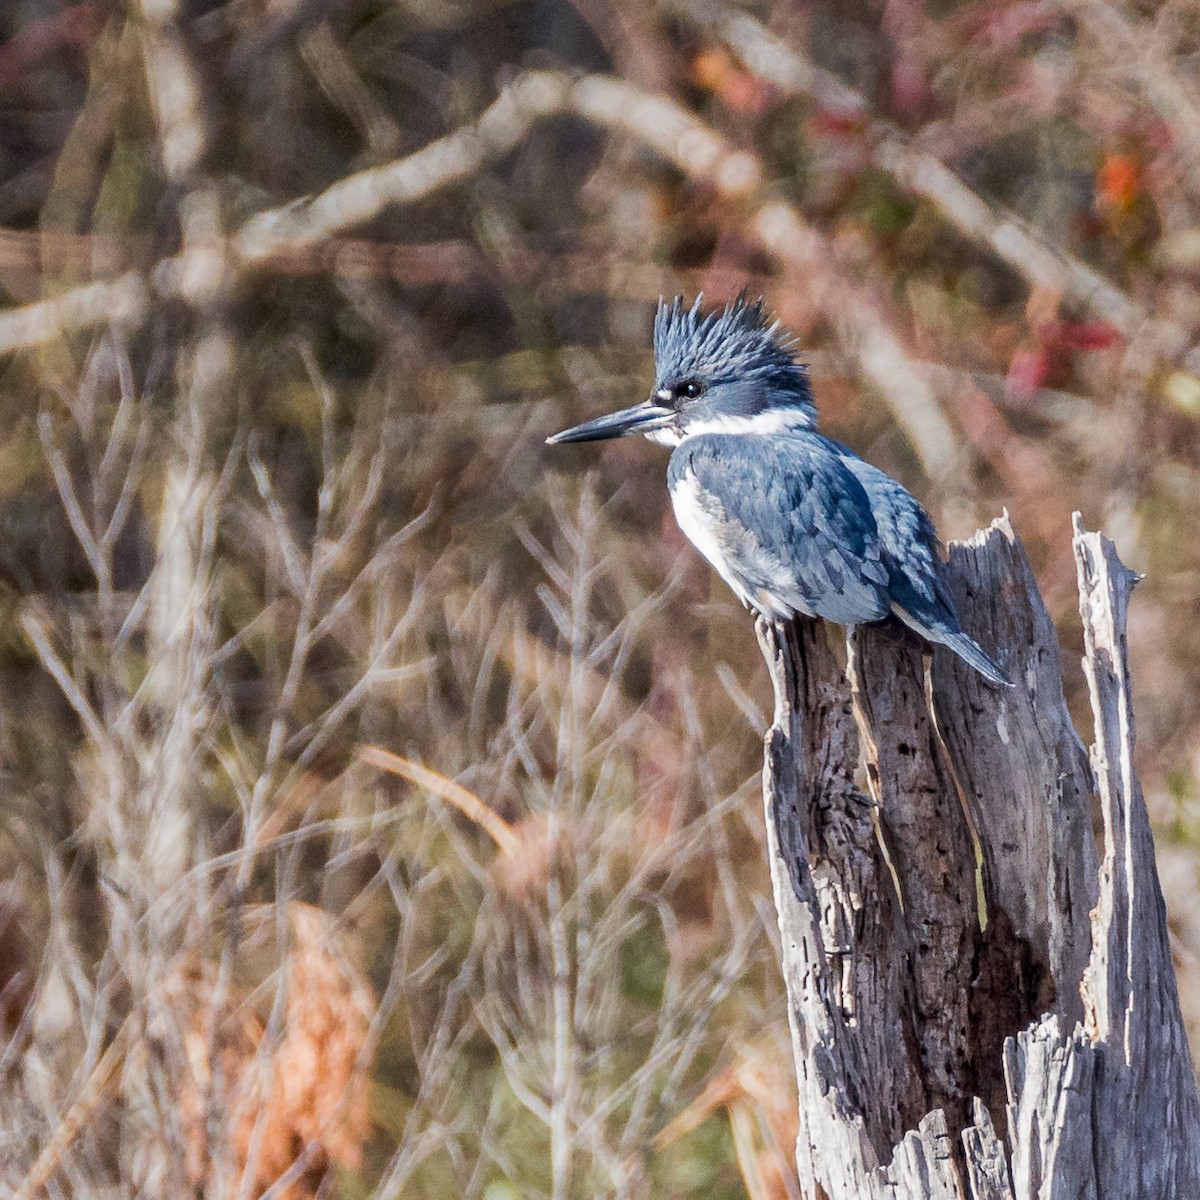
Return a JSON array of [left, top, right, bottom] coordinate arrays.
[[1061, 0, 1200, 181], [0, 227, 773, 303], [11, 1017, 131, 1200], [235, 72, 579, 261], [300, 21, 403, 160], [0, 70, 961, 477], [749, 201, 963, 483], [0, 272, 147, 354], [6, 54, 1187, 485], [357, 745, 519, 855], [136, 0, 206, 185], [0, 71, 751, 331], [19, 605, 110, 750], [679, 5, 1191, 361]]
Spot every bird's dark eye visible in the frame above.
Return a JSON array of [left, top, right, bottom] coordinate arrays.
[[675, 380, 704, 401]]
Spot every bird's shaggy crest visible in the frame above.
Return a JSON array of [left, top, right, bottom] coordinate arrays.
[[653, 294, 816, 417]]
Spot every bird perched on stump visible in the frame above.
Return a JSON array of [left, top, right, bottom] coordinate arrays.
[[546, 295, 1010, 688]]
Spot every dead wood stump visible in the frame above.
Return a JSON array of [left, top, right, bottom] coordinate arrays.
[[758, 513, 1200, 1198]]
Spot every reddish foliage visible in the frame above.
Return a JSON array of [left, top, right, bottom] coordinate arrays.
[[0, 3, 101, 88], [691, 49, 776, 116], [179, 905, 374, 1199], [1007, 310, 1121, 400], [1096, 154, 1143, 214]]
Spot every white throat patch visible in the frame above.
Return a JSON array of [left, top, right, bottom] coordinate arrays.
[[644, 426, 685, 446], [677, 408, 815, 439]]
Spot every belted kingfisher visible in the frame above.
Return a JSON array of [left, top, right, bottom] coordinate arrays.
[[546, 295, 1010, 687]]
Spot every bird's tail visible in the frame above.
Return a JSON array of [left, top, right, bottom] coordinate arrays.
[[891, 604, 1013, 688]]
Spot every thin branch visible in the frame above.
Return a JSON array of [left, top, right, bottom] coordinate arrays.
[[10, 1017, 131, 1200], [4, 60, 1185, 481], [684, 6, 1190, 358], [1061, 0, 1200, 182], [235, 71, 577, 261], [357, 746, 519, 855], [0, 272, 147, 355], [19, 607, 110, 750]]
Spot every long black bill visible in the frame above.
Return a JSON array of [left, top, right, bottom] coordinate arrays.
[[546, 400, 673, 445]]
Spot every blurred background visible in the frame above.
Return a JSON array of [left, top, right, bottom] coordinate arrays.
[[1, 0, 1199, 1196]]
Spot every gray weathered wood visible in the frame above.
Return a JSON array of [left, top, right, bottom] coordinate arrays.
[[760, 514, 1200, 1198]]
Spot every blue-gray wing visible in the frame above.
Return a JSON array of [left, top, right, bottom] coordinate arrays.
[[667, 433, 891, 624], [835, 451, 948, 613], [836, 448, 1011, 686]]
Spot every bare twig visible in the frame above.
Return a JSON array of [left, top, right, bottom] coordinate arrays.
[[10, 1021, 130, 1200], [1060, 0, 1200, 182], [358, 746, 518, 855], [680, 6, 1190, 360]]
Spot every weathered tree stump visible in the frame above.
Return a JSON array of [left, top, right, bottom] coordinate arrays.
[[758, 514, 1200, 1198]]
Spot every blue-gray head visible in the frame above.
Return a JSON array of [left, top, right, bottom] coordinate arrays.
[[547, 295, 817, 447]]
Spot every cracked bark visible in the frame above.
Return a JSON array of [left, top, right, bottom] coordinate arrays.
[[759, 514, 1200, 1198]]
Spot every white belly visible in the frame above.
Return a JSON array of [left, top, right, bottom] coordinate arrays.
[[669, 471, 801, 620]]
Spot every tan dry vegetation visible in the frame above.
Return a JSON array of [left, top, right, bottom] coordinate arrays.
[[175, 903, 374, 1197]]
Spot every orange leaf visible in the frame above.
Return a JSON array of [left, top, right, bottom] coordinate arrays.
[[691, 48, 775, 115], [1097, 153, 1141, 212]]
